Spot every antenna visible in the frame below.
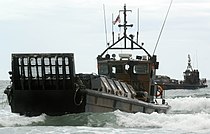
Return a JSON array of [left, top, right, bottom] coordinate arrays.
[[112, 13, 114, 45], [136, 8, 140, 44], [153, 0, 173, 55], [103, 4, 108, 46]]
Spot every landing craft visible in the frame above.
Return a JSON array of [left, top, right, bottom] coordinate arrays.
[[155, 54, 208, 90], [4, 4, 171, 116]]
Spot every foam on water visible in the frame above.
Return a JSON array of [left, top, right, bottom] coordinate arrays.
[[167, 96, 210, 114], [165, 88, 210, 99], [114, 110, 210, 132], [0, 109, 45, 127]]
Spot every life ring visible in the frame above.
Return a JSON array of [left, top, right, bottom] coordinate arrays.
[[156, 85, 163, 97]]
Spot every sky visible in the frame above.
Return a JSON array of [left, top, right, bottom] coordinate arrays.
[[0, 0, 210, 80]]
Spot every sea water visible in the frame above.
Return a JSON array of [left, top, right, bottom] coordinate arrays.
[[0, 80, 210, 134]]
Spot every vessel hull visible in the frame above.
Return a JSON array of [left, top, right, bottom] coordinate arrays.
[[9, 89, 170, 116]]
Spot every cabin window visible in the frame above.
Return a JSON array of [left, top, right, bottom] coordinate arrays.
[[184, 72, 191, 76], [112, 65, 123, 74], [98, 64, 108, 75], [125, 64, 130, 70], [133, 64, 148, 74]]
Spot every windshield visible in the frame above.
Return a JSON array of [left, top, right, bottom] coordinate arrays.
[[133, 64, 148, 74], [98, 64, 109, 75]]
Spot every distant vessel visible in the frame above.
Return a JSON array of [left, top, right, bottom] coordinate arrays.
[[155, 54, 207, 90], [4, 5, 170, 116]]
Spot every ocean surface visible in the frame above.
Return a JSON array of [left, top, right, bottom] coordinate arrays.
[[0, 80, 210, 134]]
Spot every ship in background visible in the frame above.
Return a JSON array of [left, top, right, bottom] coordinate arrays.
[[155, 54, 208, 90]]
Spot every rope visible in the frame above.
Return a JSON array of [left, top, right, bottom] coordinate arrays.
[[73, 84, 84, 106]]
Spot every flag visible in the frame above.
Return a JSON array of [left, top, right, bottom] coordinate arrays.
[[113, 15, 120, 25]]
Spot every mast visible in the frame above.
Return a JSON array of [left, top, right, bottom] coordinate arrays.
[[187, 54, 193, 71], [118, 4, 132, 48], [99, 4, 151, 58]]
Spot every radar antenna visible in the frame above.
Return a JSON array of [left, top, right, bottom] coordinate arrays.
[[187, 54, 193, 71]]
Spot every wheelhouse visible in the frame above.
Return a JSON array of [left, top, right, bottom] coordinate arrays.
[[96, 4, 162, 103], [97, 53, 159, 102]]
